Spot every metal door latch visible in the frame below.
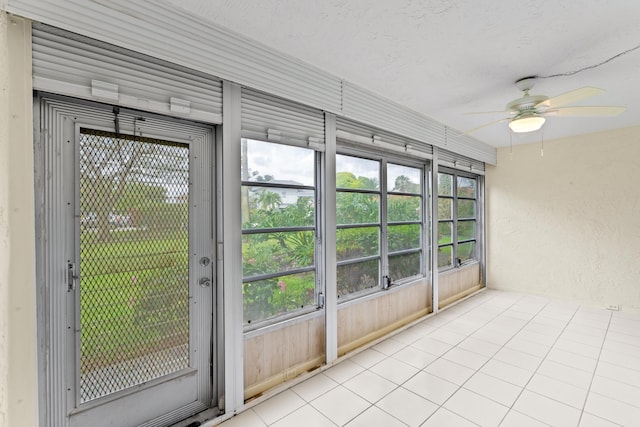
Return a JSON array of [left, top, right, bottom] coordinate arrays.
[[199, 277, 211, 288], [67, 262, 78, 291]]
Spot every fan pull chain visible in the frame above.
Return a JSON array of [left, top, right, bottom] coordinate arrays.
[[509, 130, 513, 159], [540, 131, 544, 157]]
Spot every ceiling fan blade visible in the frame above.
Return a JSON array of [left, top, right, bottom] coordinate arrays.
[[462, 117, 511, 135], [536, 87, 605, 108], [545, 106, 626, 117], [465, 110, 513, 115]]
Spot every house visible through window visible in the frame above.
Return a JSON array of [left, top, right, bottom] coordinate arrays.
[[241, 139, 318, 325]]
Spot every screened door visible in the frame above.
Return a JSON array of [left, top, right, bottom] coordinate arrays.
[[39, 97, 215, 427]]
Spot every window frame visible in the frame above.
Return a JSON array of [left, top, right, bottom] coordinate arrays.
[[240, 138, 322, 329], [437, 168, 479, 271], [336, 148, 429, 302]]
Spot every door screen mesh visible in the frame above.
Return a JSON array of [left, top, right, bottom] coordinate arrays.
[[78, 129, 190, 402]]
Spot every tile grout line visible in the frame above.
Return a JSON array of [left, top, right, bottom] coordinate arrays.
[[339, 291, 514, 427], [575, 309, 617, 427], [494, 300, 585, 427], [414, 292, 535, 425]]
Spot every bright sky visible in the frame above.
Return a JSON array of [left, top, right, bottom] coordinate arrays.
[[244, 139, 422, 189]]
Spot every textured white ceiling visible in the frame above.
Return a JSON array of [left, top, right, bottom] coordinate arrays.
[[166, 0, 640, 147]]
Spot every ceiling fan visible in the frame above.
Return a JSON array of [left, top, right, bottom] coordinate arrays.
[[466, 77, 626, 134]]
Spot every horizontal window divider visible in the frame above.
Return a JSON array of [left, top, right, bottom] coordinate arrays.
[[390, 273, 425, 286], [337, 255, 380, 266], [243, 307, 324, 336], [457, 239, 477, 244], [388, 248, 421, 256], [337, 223, 380, 230], [438, 243, 454, 248], [337, 276, 428, 307], [437, 219, 454, 224], [457, 217, 476, 221], [242, 266, 315, 283], [387, 190, 421, 196], [388, 220, 422, 226], [336, 187, 380, 195], [242, 226, 315, 234], [457, 196, 477, 201], [241, 181, 315, 191]]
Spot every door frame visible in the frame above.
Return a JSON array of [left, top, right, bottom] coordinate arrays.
[[34, 94, 219, 427]]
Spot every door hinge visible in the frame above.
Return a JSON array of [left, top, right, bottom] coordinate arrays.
[[67, 262, 78, 291]]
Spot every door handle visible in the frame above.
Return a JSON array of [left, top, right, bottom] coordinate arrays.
[[67, 262, 78, 291], [199, 277, 211, 288]]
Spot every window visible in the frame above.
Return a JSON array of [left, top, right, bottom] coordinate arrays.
[[241, 139, 318, 325], [387, 163, 423, 281], [336, 155, 381, 297], [336, 154, 425, 299], [437, 170, 477, 269]]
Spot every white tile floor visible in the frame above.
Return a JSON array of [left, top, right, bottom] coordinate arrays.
[[216, 290, 640, 426]]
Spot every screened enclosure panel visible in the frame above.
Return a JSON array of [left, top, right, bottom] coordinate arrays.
[[78, 129, 191, 402]]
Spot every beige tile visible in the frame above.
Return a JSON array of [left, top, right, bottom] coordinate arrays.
[[493, 347, 542, 371], [464, 372, 522, 407], [442, 347, 490, 370], [369, 356, 419, 385], [584, 392, 640, 426], [457, 336, 502, 357], [344, 405, 405, 427], [579, 412, 622, 427], [310, 385, 370, 426], [500, 410, 549, 427], [271, 405, 336, 427], [428, 328, 467, 345], [536, 359, 593, 389], [372, 337, 406, 355], [423, 358, 475, 386], [546, 348, 598, 373], [252, 390, 306, 425], [323, 359, 365, 383], [590, 375, 640, 409], [421, 408, 478, 427], [480, 359, 534, 387], [350, 348, 387, 368], [343, 370, 397, 403], [595, 360, 640, 388], [403, 371, 458, 405], [513, 390, 581, 427], [443, 388, 509, 427], [219, 409, 267, 427], [376, 387, 437, 426], [411, 336, 452, 357], [526, 373, 589, 409], [391, 345, 437, 369], [292, 373, 339, 402]]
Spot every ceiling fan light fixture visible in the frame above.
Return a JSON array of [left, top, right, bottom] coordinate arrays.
[[509, 115, 546, 133]]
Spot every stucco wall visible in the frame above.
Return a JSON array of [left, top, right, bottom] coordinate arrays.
[[0, 11, 10, 427], [0, 13, 37, 427], [486, 126, 640, 312]]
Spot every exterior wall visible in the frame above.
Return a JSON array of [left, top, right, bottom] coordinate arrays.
[[438, 262, 482, 309], [0, 13, 37, 427], [337, 279, 432, 355], [486, 126, 640, 312]]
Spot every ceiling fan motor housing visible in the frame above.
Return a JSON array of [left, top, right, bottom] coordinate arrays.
[[506, 94, 548, 115]]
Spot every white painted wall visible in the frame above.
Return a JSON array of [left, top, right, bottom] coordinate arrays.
[[486, 126, 640, 312], [0, 12, 37, 427]]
